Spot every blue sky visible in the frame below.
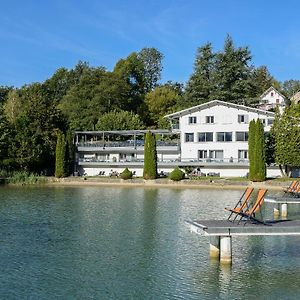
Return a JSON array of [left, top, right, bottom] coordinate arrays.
[[1, 0, 300, 87]]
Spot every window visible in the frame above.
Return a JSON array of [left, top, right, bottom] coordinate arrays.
[[198, 150, 207, 159], [217, 132, 232, 142], [276, 99, 280, 104], [206, 116, 214, 123], [238, 114, 248, 123], [267, 118, 274, 125], [271, 92, 274, 97], [188, 116, 197, 124], [236, 131, 248, 141], [198, 132, 213, 142], [185, 133, 194, 142], [209, 150, 224, 160], [238, 150, 248, 161]]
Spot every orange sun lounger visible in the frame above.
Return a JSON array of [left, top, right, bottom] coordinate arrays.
[[226, 189, 268, 224]]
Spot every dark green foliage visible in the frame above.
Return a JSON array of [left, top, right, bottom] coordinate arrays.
[[120, 168, 133, 180], [169, 167, 185, 181], [65, 130, 75, 176], [96, 110, 144, 131], [55, 131, 66, 178], [249, 119, 266, 182], [248, 120, 256, 179], [185, 42, 215, 106], [271, 105, 300, 176], [143, 131, 157, 180]]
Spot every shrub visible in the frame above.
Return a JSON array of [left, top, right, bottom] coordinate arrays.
[[169, 167, 185, 181], [120, 168, 133, 180]]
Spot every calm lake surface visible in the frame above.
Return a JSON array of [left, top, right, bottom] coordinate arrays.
[[1, 186, 300, 299]]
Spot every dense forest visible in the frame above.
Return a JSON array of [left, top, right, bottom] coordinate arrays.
[[0, 35, 300, 175]]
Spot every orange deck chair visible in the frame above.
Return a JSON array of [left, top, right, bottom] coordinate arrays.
[[235, 189, 268, 224], [284, 180, 299, 194], [225, 187, 254, 222]]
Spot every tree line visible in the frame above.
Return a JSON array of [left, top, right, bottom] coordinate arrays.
[[0, 35, 299, 176]]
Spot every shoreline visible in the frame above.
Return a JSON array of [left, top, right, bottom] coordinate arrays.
[[44, 177, 288, 191]]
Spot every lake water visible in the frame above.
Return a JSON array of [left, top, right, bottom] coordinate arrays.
[[0, 186, 300, 299]]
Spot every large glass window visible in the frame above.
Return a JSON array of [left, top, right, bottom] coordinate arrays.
[[236, 131, 248, 141], [217, 132, 232, 142], [188, 116, 197, 124], [206, 116, 214, 123], [185, 133, 194, 142], [198, 132, 213, 142]]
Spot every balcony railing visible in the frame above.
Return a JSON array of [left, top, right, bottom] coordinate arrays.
[[77, 141, 179, 148]]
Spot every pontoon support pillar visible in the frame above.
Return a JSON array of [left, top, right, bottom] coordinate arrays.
[[220, 236, 232, 264], [281, 203, 288, 218]]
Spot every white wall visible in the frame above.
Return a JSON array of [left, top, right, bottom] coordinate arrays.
[[179, 104, 273, 161]]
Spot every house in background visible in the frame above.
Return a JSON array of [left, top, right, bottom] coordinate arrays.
[[258, 86, 286, 111]]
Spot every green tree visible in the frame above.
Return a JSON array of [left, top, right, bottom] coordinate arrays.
[[3, 89, 22, 124], [0, 86, 13, 106], [250, 66, 278, 98], [145, 84, 181, 125], [185, 42, 215, 106], [138, 47, 164, 92], [96, 109, 145, 131], [271, 104, 300, 176], [0, 108, 12, 168], [211, 35, 253, 102], [59, 69, 130, 130], [248, 119, 256, 179], [8, 83, 63, 173], [282, 79, 300, 100], [249, 119, 266, 181], [55, 130, 66, 178], [143, 131, 157, 179]]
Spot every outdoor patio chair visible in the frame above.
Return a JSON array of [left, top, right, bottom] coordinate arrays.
[[234, 189, 268, 224], [284, 180, 299, 194], [290, 182, 300, 197], [226, 187, 254, 222]]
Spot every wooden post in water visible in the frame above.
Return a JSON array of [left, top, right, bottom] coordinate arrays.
[[209, 236, 220, 259], [220, 236, 232, 264]]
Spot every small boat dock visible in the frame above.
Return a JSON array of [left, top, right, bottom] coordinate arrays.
[[265, 197, 300, 217], [187, 219, 300, 264]]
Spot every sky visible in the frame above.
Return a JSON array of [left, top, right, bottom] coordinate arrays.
[[1, 0, 300, 87]]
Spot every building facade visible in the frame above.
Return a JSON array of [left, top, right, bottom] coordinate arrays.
[[75, 100, 281, 177]]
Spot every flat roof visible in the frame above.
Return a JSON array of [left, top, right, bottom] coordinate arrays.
[[74, 130, 174, 136], [188, 219, 300, 236]]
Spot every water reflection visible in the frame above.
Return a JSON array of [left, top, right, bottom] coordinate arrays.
[[0, 186, 300, 299]]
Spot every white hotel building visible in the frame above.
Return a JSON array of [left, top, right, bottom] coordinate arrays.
[[75, 100, 281, 178]]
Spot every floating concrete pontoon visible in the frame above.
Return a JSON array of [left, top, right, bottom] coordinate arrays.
[[187, 219, 300, 264], [265, 197, 300, 217]]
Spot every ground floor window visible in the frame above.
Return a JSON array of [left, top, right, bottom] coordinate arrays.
[[238, 150, 248, 161], [209, 150, 224, 160], [198, 150, 208, 160]]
